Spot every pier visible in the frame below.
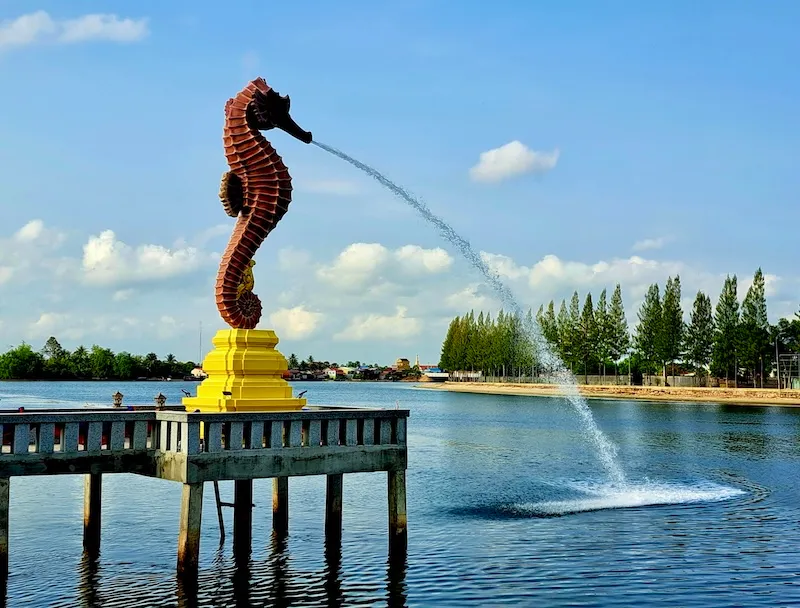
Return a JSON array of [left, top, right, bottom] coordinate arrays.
[[0, 404, 409, 585]]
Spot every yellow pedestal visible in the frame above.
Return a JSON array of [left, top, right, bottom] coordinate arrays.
[[183, 328, 306, 412]]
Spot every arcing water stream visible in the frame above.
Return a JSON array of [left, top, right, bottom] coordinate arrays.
[[314, 141, 626, 486]]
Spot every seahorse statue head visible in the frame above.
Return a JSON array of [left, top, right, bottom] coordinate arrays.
[[247, 84, 313, 144]]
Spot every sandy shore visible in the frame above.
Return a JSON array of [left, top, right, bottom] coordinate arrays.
[[416, 382, 800, 407]]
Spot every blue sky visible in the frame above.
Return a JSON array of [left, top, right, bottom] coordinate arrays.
[[0, 1, 798, 365]]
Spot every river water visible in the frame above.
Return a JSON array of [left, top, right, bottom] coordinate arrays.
[[0, 380, 798, 607]]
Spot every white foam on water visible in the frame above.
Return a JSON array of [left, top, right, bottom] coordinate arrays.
[[512, 481, 746, 516]]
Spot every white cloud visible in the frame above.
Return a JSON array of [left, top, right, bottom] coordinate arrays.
[[269, 306, 323, 339], [59, 14, 149, 43], [316, 243, 389, 288], [29, 312, 69, 338], [335, 306, 422, 341], [632, 236, 671, 252], [445, 284, 493, 311], [469, 141, 559, 183], [317, 242, 454, 290], [0, 11, 148, 48], [394, 245, 452, 273], [480, 252, 530, 280], [15, 219, 44, 242], [0, 220, 68, 288], [82, 229, 211, 286]]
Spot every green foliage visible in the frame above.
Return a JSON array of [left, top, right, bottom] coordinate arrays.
[[0, 343, 44, 379], [685, 291, 715, 374], [659, 275, 684, 375], [0, 337, 196, 381], [635, 284, 662, 374], [438, 271, 796, 385], [608, 284, 630, 363], [438, 308, 539, 375], [711, 275, 740, 380], [740, 268, 771, 382], [578, 292, 597, 377]]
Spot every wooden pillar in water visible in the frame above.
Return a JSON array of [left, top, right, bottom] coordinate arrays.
[[387, 470, 407, 555], [177, 482, 204, 577], [325, 474, 343, 545], [0, 478, 8, 583], [233, 479, 253, 557], [83, 473, 102, 555], [272, 477, 288, 534]]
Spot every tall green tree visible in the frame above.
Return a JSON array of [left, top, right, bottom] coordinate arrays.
[[567, 292, 581, 371], [70, 346, 91, 379], [113, 351, 139, 380], [594, 288, 610, 379], [685, 291, 715, 381], [635, 283, 662, 375], [740, 268, 771, 386], [41, 336, 71, 379], [539, 300, 559, 346], [556, 299, 571, 365], [288, 353, 299, 369], [608, 284, 631, 376], [89, 345, 115, 379], [712, 275, 740, 382], [659, 275, 684, 383], [578, 293, 597, 382]]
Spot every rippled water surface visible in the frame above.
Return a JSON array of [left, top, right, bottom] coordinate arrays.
[[1, 380, 799, 607]]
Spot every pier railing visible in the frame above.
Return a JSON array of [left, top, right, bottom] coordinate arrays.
[[0, 406, 408, 481], [155, 408, 408, 483]]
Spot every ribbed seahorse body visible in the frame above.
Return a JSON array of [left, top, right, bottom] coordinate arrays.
[[215, 78, 293, 329]]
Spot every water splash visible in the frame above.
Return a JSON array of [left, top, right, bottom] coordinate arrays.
[[314, 141, 626, 485], [509, 480, 745, 517]]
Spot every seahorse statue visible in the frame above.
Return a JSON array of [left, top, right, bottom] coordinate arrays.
[[215, 78, 312, 329]]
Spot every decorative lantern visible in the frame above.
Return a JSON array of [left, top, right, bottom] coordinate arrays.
[[112, 391, 124, 407], [154, 393, 167, 409]]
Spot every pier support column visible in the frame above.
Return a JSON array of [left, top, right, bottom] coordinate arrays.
[[0, 478, 8, 584], [272, 477, 288, 534], [387, 470, 407, 555], [83, 473, 102, 556], [233, 480, 253, 559], [325, 474, 343, 545], [177, 482, 204, 577]]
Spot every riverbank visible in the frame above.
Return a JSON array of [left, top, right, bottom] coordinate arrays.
[[416, 382, 800, 407]]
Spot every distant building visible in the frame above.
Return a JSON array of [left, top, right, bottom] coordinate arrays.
[[190, 366, 208, 379], [423, 367, 449, 382], [324, 367, 346, 380], [395, 358, 410, 371]]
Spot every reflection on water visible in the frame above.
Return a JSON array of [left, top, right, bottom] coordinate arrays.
[[4, 381, 800, 606], [72, 529, 408, 608]]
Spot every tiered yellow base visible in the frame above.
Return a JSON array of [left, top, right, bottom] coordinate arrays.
[[182, 328, 306, 412]]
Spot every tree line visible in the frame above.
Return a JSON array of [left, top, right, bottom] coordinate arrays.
[[286, 354, 381, 371], [439, 268, 800, 385], [0, 337, 197, 381]]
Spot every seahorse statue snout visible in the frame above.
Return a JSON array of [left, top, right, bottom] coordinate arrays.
[[215, 78, 312, 329]]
